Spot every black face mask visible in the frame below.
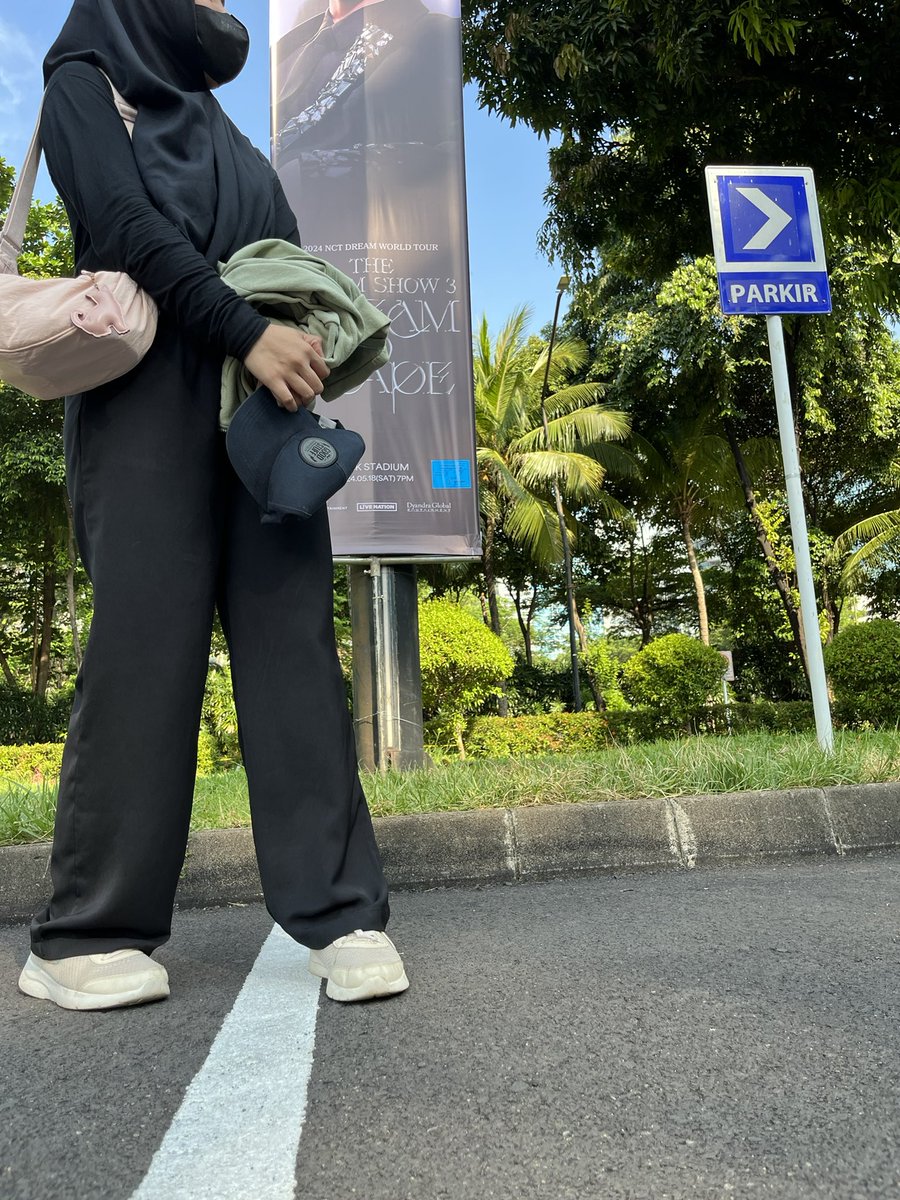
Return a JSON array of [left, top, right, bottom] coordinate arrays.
[[195, 7, 250, 87]]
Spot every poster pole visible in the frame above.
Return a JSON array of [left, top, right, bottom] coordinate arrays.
[[349, 560, 425, 773], [765, 314, 834, 753]]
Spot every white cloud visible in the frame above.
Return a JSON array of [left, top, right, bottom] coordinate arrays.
[[0, 16, 42, 157]]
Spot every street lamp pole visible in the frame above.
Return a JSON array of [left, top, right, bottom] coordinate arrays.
[[539, 274, 582, 713]]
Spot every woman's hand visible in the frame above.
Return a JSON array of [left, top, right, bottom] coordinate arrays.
[[243, 325, 330, 412]]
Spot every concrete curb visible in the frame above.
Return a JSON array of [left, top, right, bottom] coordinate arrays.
[[1, 782, 899, 925]]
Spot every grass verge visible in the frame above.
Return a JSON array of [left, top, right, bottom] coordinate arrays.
[[2, 729, 900, 848]]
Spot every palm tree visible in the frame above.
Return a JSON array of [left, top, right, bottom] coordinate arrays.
[[473, 307, 632, 641], [833, 456, 900, 587]]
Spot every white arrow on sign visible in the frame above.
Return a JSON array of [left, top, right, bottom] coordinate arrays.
[[735, 187, 792, 251]]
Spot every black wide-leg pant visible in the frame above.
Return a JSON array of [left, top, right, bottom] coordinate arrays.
[[30, 332, 389, 958]]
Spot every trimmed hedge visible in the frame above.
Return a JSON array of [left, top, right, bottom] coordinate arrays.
[[425, 701, 823, 759], [825, 619, 900, 726], [1, 730, 227, 782], [461, 712, 616, 758], [0, 742, 65, 780]]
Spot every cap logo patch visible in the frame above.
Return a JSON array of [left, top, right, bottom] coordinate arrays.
[[299, 437, 338, 468]]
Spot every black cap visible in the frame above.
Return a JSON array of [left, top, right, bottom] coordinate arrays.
[[226, 386, 365, 523]]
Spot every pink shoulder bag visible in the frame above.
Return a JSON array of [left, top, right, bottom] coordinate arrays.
[[0, 73, 158, 401]]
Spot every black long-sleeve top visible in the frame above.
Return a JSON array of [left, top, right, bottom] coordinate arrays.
[[40, 62, 300, 362]]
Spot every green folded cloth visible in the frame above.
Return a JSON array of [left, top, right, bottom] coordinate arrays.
[[217, 238, 391, 430]]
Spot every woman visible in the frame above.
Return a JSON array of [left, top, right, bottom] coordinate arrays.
[[16, 0, 408, 1010]]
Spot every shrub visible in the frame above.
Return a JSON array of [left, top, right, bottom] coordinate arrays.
[[202, 659, 241, 766], [699, 700, 816, 735], [621, 634, 728, 731], [427, 709, 683, 759], [505, 656, 575, 715], [825, 619, 900, 725], [582, 639, 628, 711], [423, 701, 824, 760], [418, 599, 514, 756], [459, 712, 613, 758], [0, 684, 73, 746], [0, 742, 65, 780], [196, 727, 221, 777]]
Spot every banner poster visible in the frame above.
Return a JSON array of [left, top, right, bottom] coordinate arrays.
[[270, 0, 481, 559]]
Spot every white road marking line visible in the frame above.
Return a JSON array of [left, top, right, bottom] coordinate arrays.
[[131, 925, 320, 1200]]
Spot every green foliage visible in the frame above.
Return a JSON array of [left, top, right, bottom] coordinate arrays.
[[581, 638, 628, 710], [196, 727, 221, 777], [825, 619, 900, 725], [458, 711, 617, 758], [0, 684, 72, 745], [463, 2, 900, 301], [0, 741, 65, 780], [427, 700, 822, 760], [418, 599, 514, 748], [474, 307, 631, 570], [505, 654, 574, 714], [202, 659, 241, 766], [0, 158, 76, 696], [622, 634, 726, 728]]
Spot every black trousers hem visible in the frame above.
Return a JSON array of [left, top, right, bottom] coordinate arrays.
[[31, 899, 391, 961]]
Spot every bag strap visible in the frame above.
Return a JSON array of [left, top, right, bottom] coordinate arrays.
[[0, 108, 41, 275], [0, 70, 137, 277]]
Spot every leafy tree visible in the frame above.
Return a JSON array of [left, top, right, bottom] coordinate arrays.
[[570, 246, 900, 683], [581, 636, 628, 710], [628, 413, 737, 645], [707, 505, 808, 700], [553, 517, 695, 646], [462, 1, 900, 300], [0, 160, 78, 697]]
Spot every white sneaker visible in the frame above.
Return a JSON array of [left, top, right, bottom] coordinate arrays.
[[18, 949, 170, 1011], [308, 929, 409, 1002]]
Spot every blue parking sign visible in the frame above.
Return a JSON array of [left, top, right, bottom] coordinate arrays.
[[706, 166, 831, 315]]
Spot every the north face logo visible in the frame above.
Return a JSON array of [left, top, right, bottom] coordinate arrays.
[[299, 437, 338, 468]]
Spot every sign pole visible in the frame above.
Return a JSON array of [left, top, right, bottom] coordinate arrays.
[[765, 314, 834, 753], [707, 164, 835, 754]]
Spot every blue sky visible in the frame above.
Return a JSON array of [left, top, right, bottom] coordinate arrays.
[[0, 2, 565, 335]]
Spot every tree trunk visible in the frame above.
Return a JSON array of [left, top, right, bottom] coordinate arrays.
[[512, 584, 535, 668], [65, 497, 83, 670], [482, 517, 502, 639], [679, 505, 710, 645], [639, 542, 654, 646], [525, 580, 539, 667], [724, 423, 809, 682], [571, 598, 602, 709], [821, 573, 841, 644], [627, 537, 653, 646], [0, 643, 18, 687], [34, 541, 57, 699], [572, 603, 589, 653], [455, 719, 466, 760], [482, 516, 508, 716]]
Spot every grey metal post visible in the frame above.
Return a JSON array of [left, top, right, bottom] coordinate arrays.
[[348, 560, 425, 773], [766, 314, 834, 752]]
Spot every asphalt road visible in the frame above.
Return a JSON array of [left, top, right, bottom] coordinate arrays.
[[1, 853, 898, 1200]]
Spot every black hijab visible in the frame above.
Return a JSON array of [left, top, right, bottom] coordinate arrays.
[[43, 0, 277, 265]]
